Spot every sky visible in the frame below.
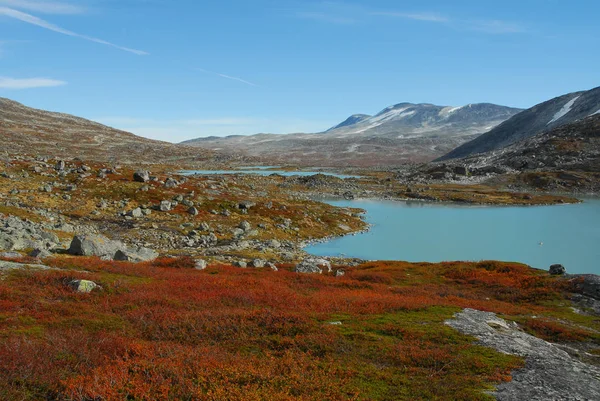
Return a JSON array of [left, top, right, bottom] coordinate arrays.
[[1, 0, 599, 142]]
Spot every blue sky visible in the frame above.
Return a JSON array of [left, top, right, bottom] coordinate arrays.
[[1, 0, 599, 142]]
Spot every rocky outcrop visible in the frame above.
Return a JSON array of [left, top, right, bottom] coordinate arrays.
[[294, 258, 332, 274], [446, 308, 600, 401]]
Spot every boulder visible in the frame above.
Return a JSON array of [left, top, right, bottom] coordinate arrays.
[[294, 258, 332, 274], [68, 279, 99, 293], [250, 259, 266, 268], [194, 259, 208, 270], [29, 248, 52, 259], [68, 234, 123, 259], [127, 208, 144, 218], [549, 264, 566, 275], [239, 221, 252, 231], [133, 170, 150, 183], [188, 207, 199, 216], [164, 178, 179, 189], [113, 246, 158, 263], [159, 200, 172, 212]]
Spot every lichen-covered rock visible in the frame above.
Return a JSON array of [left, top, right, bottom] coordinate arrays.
[[250, 259, 266, 268], [68, 279, 99, 293]]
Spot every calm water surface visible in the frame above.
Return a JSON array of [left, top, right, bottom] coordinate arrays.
[[305, 199, 600, 275], [181, 170, 359, 179]]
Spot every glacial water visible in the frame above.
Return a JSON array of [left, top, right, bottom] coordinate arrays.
[[181, 170, 359, 179], [305, 198, 600, 275]]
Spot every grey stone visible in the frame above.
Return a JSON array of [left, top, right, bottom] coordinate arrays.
[[159, 200, 172, 212], [250, 259, 266, 268], [234, 261, 247, 268], [68, 279, 99, 293], [239, 221, 251, 231], [133, 170, 150, 183], [294, 258, 332, 274], [68, 234, 122, 259], [188, 207, 199, 216], [113, 246, 158, 262], [549, 264, 566, 275], [127, 208, 144, 218], [29, 248, 52, 259], [164, 178, 179, 189], [194, 259, 208, 270]]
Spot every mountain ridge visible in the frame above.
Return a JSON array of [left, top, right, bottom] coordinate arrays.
[[182, 101, 522, 167], [438, 86, 600, 161]]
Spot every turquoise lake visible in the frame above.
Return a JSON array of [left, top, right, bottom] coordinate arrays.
[[305, 199, 600, 275], [181, 170, 359, 179]]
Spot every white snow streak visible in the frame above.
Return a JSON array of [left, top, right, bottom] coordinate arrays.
[[548, 96, 580, 125]]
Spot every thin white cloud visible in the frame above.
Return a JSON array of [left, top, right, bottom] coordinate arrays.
[[0, 0, 84, 14], [0, 7, 149, 55], [0, 76, 66, 89], [370, 11, 448, 23], [198, 69, 257, 87]]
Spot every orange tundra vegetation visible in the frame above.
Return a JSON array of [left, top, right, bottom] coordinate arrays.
[[0, 258, 597, 400]]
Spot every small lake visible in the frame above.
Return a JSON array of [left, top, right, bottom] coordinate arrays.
[[305, 199, 600, 275], [181, 170, 359, 179]]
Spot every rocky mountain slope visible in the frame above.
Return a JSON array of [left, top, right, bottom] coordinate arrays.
[[182, 102, 522, 167], [0, 98, 243, 165], [439, 86, 600, 161]]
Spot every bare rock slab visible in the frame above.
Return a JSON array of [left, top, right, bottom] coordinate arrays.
[[446, 308, 600, 401]]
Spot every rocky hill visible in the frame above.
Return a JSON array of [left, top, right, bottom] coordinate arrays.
[[439, 86, 600, 161], [182, 102, 522, 167], [0, 98, 244, 165]]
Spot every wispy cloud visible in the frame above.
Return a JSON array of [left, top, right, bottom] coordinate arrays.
[[0, 0, 84, 14], [0, 7, 149, 55], [0, 76, 66, 89], [198, 69, 257, 87], [369, 11, 448, 23], [293, 2, 525, 35]]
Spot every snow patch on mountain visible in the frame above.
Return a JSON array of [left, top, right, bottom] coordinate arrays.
[[590, 109, 600, 117], [548, 95, 580, 125]]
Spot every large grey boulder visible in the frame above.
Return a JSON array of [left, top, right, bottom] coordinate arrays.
[[294, 258, 332, 274], [549, 264, 566, 275], [68, 234, 123, 259], [133, 170, 150, 183]]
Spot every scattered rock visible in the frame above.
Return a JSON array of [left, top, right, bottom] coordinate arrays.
[[335, 270, 345, 277], [159, 200, 172, 212], [194, 259, 208, 270], [164, 178, 179, 189], [68, 234, 123, 259], [250, 259, 266, 268], [29, 248, 52, 259], [68, 279, 99, 293], [133, 170, 150, 183], [239, 221, 251, 231], [114, 246, 159, 263], [294, 258, 332, 274], [188, 207, 199, 216]]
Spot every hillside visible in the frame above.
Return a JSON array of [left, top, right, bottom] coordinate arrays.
[[439, 86, 600, 161], [182, 102, 522, 167], [0, 98, 244, 165]]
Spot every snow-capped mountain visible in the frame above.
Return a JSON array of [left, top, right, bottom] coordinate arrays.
[[183, 102, 522, 167], [439, 86, 600, 161]]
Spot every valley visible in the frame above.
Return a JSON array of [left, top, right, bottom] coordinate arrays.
[[1, 86, 599, 400]]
